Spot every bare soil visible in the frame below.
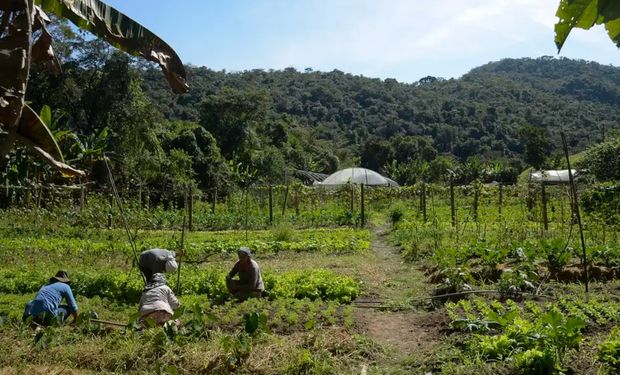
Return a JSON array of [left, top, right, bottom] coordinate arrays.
[[354, 226, 446, 356]]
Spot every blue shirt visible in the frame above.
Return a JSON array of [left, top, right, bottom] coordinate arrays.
[[26, 282, 78, 317]]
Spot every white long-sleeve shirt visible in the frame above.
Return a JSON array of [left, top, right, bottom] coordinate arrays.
[[138, 275, 180, 316]]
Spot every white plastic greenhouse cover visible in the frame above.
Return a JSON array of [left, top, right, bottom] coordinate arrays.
[[317, 167, 399, 186], [529, 169, 579, 184]]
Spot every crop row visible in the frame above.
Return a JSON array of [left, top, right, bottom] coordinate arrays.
[[444, 297, 620, 373], [176, 297, 355, 335], [0, 228, 370, 258], [0, 267, 360, 304], [446, 297, 620, 332]]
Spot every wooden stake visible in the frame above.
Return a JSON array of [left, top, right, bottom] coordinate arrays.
[[282, 183, 289, 216], [360, 183, 366, 227], [420, 183, 427, 223], [176, 215, 186, 296], [245, 185, 249, 242], [450, 180, 456, 228], [211, 188, 217, 214], [350, 183, 354, 213], [90, 318, 127, 327], [498, 183, 503, 220], [268, 184, 273, 225], [188, 189, 194, 231], [541, 182, 548, 232], [561, 131, 588, 295]]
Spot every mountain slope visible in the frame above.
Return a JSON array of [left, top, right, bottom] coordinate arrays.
[[141, 57, 620, 168]]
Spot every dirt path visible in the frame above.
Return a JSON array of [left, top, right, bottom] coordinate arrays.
[[354, 226, 446, 357]]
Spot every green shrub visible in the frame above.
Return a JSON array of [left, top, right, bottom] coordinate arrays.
[[581, 182, 620, 225], [271, 222, 295, 242], [578, 137, 620, 182], [388, 204, 405, 225]]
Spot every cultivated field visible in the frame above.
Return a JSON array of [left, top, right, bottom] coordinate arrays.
[[0, 183, 619, 374]]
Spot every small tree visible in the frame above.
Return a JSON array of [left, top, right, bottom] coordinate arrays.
[[519, 125, 550, 170]]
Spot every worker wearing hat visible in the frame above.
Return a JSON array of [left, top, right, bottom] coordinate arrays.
[[138, 248, 180, 283], [226, 247, 265, 301], [22, 270, 79, 326]]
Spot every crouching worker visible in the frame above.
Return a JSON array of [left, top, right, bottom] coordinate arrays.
[[138, 273, 180, 326], [226, 247, 265, 301], [138, 248, 179, 283], [22, 270, 78, 326]]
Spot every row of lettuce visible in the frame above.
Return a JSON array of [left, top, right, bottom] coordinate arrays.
[[0, 227, 370, 258], [0, 267, 360, 304]]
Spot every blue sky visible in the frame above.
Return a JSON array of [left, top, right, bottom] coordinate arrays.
[[105, 0, 620, 83]]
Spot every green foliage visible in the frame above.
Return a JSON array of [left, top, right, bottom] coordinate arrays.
[[598, 327, 620, 372], [447, 297, 601, 370], [0, 225, 370, 259], [497, 267, 537, 300], [265, 269, 360, 302], [578, 137, 620, 182], [280, 348, 335, 375], [519, 124, 550, 170], [540, 238, 572, 274], [581, 182, 620, 225], [220, 332, 253, 371], [243, 312, 268, 335], [271, 222, 295, 242], [0, 267, 359, 304], [16, 53, 620, 195], [388, 203, 405, 225], [555, 0, 620, 50], [513, 348, 555, 375]]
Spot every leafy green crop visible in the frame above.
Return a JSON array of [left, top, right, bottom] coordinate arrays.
[[598, 327, 620, 372], [447, 297, 596, 370], [0, 267, 359, 304]]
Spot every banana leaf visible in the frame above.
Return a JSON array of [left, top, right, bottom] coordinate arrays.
[[17, 104, 63, 162], [35, 0, 188, 93], [17, 104, 84, 177]]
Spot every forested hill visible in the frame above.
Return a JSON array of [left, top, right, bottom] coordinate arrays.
[[22, 53, 620, 192], [140, 56, 620, 171]]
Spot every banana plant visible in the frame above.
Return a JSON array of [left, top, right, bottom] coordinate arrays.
[[0, 0, 188, 177]]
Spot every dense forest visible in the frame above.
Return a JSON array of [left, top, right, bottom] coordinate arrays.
[[5, 22, 620, 199]]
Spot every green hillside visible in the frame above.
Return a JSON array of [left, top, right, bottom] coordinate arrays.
[[140, 56, 618, 167], [21, 44, 620, 193]]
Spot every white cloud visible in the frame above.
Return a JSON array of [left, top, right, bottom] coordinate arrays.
[[268, 1, 565, 70]]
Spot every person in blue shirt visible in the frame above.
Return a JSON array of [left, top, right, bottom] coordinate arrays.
[[22, 270, 79, 326]]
